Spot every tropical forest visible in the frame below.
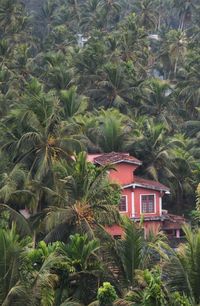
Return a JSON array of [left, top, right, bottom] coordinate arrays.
[[1, 0, 200, 305]]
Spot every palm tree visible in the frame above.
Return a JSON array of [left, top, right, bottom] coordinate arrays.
[[177, 51, 200, 118], [91, 109, 134, 152], [40, 152, 121, 242], [128, 119, 176, 182], [162, 225, 200, 304], [139, 78, 173, 120], [59, 234, 102, 305], [100, 218, 167, 292], [59, 86, 88, 119], [89, 62, 139, 109], [0, 0, 28, 36], [0, 225, 33, 306], [173, 0, 194, 30], [98, 0, 121, 30], [132, 0, 158, 31], [116, 13, 149, 67], [2, 78, 82, 180], [43, 51, 75, 90], [168, 135, 197, 213], [80, 0, 103, 32], [159, 30, 187, 78]]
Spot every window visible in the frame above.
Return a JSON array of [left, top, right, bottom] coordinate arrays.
[[113, 235, 121, 240], [141, 195, 155, 213], [119, 195, 127, 212]]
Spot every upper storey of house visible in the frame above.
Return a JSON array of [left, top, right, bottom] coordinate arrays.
[[88, 152, 169, 194], [88, 152, 142, 185]]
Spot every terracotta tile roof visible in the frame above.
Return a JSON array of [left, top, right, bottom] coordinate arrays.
[[93, 152, 142, 166], [87, 154, 101, 163], [134, 176, 170, 192], [162, 214, 186, 229]]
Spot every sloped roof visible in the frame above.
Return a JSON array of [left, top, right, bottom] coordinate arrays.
[[162, 214, 186, 229], [123, 176, 170, 192], [93, 152, 142, 166], [134, 176, 170, 192]]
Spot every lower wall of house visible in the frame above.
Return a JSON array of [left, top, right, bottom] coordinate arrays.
[[143, 221, 162, 236], [105, 224, 123, 237], [133, 188, 162, 218], [105, 221, 162, 238]]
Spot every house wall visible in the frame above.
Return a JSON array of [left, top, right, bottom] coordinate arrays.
[[105, 221, 162, 237], [109, 163, 138, 185], [133, 188, 162, 218], [120, 188, 133, 218], [143, 221, 162, 236], [105, 224, 123, 237], [120, 187, 162, 218]]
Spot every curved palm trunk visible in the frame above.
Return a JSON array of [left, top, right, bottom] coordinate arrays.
[[176, 186, 183, 214]]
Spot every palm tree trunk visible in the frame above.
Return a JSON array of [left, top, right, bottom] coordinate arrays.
[[176, 187, 183, 214]]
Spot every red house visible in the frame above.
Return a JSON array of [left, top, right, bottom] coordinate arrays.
[[88, 152, 185, 238]]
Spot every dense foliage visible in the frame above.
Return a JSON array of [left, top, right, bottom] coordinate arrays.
[[1, 0, 200, 305]]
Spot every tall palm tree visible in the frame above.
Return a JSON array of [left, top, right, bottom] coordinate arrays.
[[128, 119, 176, 182], [98, 0, 121, 30], [173, 0, 194, 30], [177, 51, 200, 118], [0, 0, 28, 36], [132, 0, 158, 31], [163, 225, 200, 304], [2, 78, 82, 180], [159, 30, 187, 78], [100, 218, 168, 294], [80, 0, 103, 32], [40, 152, 121, 242], [59, 234, 102, 305], [92, 109, 134, 152], [59, 86, 88, 119], [0, 225, 33, 306], [139, 78, 173, 119], [168, 135, 197, 213], [89, 61, 140, 109]]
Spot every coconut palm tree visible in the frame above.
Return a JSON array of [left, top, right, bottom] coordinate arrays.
[[59, 86, 88, 119], [59, 234, 102, 305], [132, 0, 158, 31], [168, 135, 197, 213], [177, 52, 200, 117], [0, 225, 33, 306], [89, 61, 140, 110], [1, 78, 82, 180], [99, 218, 168, 293], [173, 0, 194, 30], [139, 78, 173, 120], [159, 30, 187, 78], [128, 119, 176, 182], [0, 0, 28, 36], [39, 151, 121, 242], [80, 0, 103, 32], [84, 109, 134, 152], [162, 225, 200, 304], [98, 0, 122, 30]]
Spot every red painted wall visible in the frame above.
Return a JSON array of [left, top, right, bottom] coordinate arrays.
[[143, 221, 162, 236], [105, 221, 162, 237], [105, 224, 123, 237], [133, 188, 161, 218], [120, 187, 162, 218], [109, 163, 138, 185], [120, 188, 133, 218]]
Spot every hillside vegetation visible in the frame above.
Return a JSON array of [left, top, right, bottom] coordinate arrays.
[[1, 0, 200, 305]]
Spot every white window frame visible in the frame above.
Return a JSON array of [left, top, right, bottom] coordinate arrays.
[[159, 196, 162, 216], [140, 194, 156, 214], [132, 192, 135, 217], [119, 195, 128, 213]]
